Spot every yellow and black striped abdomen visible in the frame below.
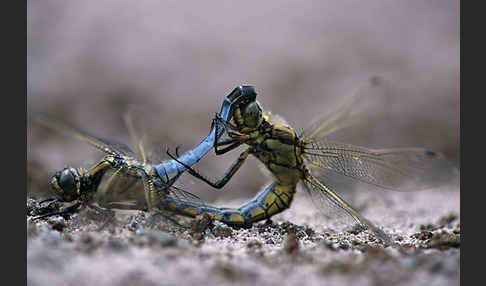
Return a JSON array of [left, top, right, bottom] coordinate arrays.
[[162, 182, 296, 226]]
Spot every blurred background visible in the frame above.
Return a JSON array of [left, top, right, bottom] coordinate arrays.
[[27, 0, 459, 203]]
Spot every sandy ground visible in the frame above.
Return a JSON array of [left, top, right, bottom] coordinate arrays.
[[27, 2, 459, 285], [27, 184, 459, 286]]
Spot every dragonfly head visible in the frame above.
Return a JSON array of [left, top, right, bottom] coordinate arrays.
[[228, 85, 263, 132], [50, 167, 81, 202], [240, 100, 263, 130]]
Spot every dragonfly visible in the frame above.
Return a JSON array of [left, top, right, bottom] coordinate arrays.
[[165, 81, 457, 244], [31, 86, 256, 220]]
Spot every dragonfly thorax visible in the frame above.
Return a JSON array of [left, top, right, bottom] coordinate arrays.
[[248, 120, 305, 186]]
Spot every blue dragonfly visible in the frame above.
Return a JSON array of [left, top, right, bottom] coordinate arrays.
[[31, 86, 257, 220]]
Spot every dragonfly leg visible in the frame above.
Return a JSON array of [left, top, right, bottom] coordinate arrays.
[[212, 120, 249, 155], [32, 202, 82, 221], [214, 113, 239, 131], [38, 197, 59, 205], [214, 138, 244, 155], [166, 147, 250, 189]]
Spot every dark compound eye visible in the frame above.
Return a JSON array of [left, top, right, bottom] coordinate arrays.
[[232, 85, 257, 107], [240, 85, 257, 102], [50, 168, 79, 202], [243, 101, 263, 128], [60, 169, 76, 190]]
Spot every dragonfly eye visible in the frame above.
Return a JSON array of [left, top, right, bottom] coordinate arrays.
[[50, 168, 80, 202], [242, 101, 263, 129]]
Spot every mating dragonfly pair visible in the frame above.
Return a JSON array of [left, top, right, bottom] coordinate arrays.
[[32, 81, 454, 244]]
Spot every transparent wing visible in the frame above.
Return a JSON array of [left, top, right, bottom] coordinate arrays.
[[302, 177, 391, 244], [166, 184, 204, 205], [32, 113, 134, 156], [122, 105, 172, 165], [95, 171, 147, 209], [122, 105, 206, 206], [148, 181, 207, 212], [123, 109, 148, 164], [303, 140, 457, 192], [34, 111, 204, 212], [94, 168, 205, 212], [303, 76, 392, 139]]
